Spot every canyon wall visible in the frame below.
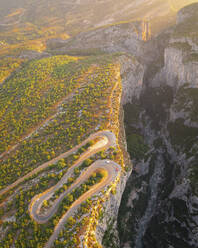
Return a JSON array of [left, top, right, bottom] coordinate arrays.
[[118, 3, 198, 248]]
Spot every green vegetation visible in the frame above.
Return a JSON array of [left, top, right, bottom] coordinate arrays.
[[54, 199, 93, 247], [126, 134, 149, 161], [46, 148, 115, 208], [184, 53, 198, 63], [0, 170, 104, 248], [172, 86, 198, 194], [124, 103, 142, 126], [174, 85, 198, 122], [0, 140, 96, 203], [0, 140, 94, 203], [102, 219, 119, 248], [123, 103, 148, 161], [0, 54, 118, 189], [141, 85, 173, 129], [0, 50, 123, 248], [0, 55, 81, 153], [52, 48, 106, 57], [0, 57, 23, 83], [189, 156, 198, 196], [169, 42, 198, 63], [173, 3, 198, 43], [168, 118, 198, 152], [40, 156, 99, 211], [169, 42, 192, 52]]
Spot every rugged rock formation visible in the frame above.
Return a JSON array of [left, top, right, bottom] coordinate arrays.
[[118, 3, 198, 248], [176, 3, 198, 24], [119, 55, 144, 104], [97, 151, 132, 248], [47, 21, 145, 58], [94, 54, 145, 247], [45, 4, 198, 248]]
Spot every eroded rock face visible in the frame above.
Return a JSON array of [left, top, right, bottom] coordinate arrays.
[[176, 3, 198, 25], [49, 3, 198, 247], [163, 47, 198, 89], [119, 55, 144, 105], [118, 3, 198, 248], [150, 39, 198, 90], [149, 2, 198, 91], [48, 21, 145, 58], [96, 169, 132, 247], [94, 54, 144, 247], [46, 20, 146, 248]]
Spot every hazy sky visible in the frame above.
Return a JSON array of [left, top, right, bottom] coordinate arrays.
[[0, 0, 198, 35]]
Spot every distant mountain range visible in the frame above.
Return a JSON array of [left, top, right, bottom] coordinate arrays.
[[0, 0, 197, 36]]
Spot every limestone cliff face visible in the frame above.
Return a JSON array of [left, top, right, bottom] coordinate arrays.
[[95, 54, 144, 247], [47, 21, 145, 58], [176, 3, 198, 25], [96, 163, 132, 248], [47, 21, 146, 248], [163, 46, 198, 89], [150, 38, 198, 90], [48, 21, 145, 107], [149, 2, 198, 90], [119, 55, 144, 105], [47, 4, 198, 247], [118, 3, 198, 248]]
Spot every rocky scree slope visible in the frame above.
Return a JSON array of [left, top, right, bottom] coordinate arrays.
[[118, 3, 198, 248]]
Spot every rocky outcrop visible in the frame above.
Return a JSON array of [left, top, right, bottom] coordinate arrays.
[[162, 46, 197, 89], [47, 21, 145, 58], [95, 54, 144, 247], [119, 55, 144, 104], [176, 3, 198, 25], [149, 40, 198, 90], [118, 3, 198, 248], [45, 3, 198, 248], [148, 1, 198, 90], [96, 169, 132, 247], [19, 50, 50, 60]]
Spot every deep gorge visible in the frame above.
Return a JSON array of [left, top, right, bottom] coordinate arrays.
[[117, 3, 198, 247]]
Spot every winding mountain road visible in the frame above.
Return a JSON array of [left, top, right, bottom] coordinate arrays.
[[0, 130, 121, 247], [0, 131, 115, 198], [27, 130, 121, 247], [44, 160, 121, 248]]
